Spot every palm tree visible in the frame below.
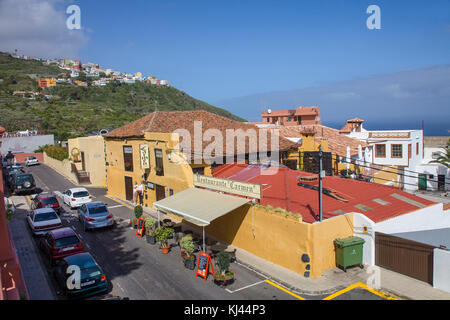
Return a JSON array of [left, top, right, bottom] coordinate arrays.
[[429, 145, 450, 168]]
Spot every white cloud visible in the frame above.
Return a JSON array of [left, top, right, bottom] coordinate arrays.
[[0, 0, 88, 58]]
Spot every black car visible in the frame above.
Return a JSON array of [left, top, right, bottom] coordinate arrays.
[[9, 173, 36, 194]]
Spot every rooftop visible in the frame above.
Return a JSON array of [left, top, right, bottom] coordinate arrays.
[[213, 163, 435, 224], [270, 124, 369, 157], [105, 110, 300, 156]]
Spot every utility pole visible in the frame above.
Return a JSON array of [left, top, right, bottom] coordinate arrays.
[[318, 145, 323, 222]]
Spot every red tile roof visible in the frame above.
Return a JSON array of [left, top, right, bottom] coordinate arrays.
[[104, 110, 300, 157], [213, 163, 435, 224], [340, 118, 365, 133], [270, 124, 368, 157]]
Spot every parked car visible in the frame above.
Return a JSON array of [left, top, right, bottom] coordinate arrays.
[[62, 188, 92, 209], [53, 252, 108, 299], [6, 170, 23, 189], [9, 172, 36, 194], [26, 208, 62, 236], [39, 227, 84, 265], [31, 193, 62, 214], [78, 202, 114, 231], [25, 156, 39, 166]]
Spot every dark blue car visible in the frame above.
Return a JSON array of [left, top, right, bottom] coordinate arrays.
[[53, 252, 108, 299]]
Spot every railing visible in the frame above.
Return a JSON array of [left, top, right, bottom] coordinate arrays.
[[71, 163, 91, 184]]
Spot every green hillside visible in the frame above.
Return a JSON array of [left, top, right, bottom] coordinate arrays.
[[0, 52, 245, 140]]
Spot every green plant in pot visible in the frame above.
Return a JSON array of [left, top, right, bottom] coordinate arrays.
[[180, 235, 196, 270], [155, 227, 174, 254], [213, 251, 235, 287], [145, 217, 156, 244], [131, 205, 143, 229]]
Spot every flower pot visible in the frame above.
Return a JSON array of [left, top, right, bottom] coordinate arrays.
[[183, 255, 196, 270], [146, 235, 156, 244], [213, 277, 234, 287], [160, 246, 170, 254]]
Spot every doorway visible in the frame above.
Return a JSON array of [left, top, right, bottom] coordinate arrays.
[[438, 175, 445, 191], [124, 176, 133, 201], [155, 184, 165, 201], [81, 151, 86, 171], [418, 174, 427, 191]]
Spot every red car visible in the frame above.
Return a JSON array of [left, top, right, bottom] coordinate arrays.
[[39, 227, 85, 265], [32, 193, 62, 214]]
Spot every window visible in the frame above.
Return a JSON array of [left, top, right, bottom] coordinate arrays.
[[408, 144, 411, 159], [155, 148, 164, 176], [416, 142, 419, 155], [123, 146, 133, 172], [375, 144, 386, 158], [391, 144, 403, 158]]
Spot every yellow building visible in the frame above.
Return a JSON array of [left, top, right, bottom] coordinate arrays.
[[104, 131, 195, 208], [67, 136, 107, 187]]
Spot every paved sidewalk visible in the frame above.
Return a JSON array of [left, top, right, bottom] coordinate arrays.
[[109, 195, 450, 300], [8, 195, 55, 300]]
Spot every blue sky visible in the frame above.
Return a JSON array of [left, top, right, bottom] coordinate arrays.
[[1, 0, 449, 132]]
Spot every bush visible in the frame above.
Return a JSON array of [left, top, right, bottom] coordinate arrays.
[[43, 145, 69, 161], [216, 251, 231, 274], [134, 205, 143, 219], [155, 227, 174, 248], [180, 235, 195, 256], [144, 216, 156, 235]]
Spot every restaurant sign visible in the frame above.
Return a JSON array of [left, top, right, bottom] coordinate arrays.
[[140, 144, 150, 169], [194, 174, 261, 199]]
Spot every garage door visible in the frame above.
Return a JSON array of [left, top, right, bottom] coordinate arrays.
[[375, 232, 435, 285]]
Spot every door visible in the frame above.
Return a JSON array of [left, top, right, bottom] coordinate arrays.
[[418, 174, 427, 190], [155, 184, 165, 201], [81, 152, 86, 171], [284, 159, 298, 170], [375, 232, 435, 285], [438, 175, 445, 191], [124, 176, 133, 201]]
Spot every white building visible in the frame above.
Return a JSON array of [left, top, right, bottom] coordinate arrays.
[[340, 119, 449, 191]]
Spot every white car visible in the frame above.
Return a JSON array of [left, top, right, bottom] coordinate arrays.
[[25, 156, 39, 166], [27, 208, 62, 236], [62, 187, 93, 209]]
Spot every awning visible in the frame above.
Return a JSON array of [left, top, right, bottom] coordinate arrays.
[[153, 187, 250, 227]]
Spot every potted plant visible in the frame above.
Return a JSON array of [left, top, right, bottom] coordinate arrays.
[[180, 235, 196, 270], [131, 205, 143, 229], [155, 227, 174, 254], [213, 251, 235, 287], [145, 217, 156, 244]]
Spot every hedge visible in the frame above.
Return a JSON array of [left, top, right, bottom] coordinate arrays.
[[44, 145, 69, 161]]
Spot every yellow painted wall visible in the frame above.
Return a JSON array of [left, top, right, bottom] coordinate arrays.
[[43, 152, 79, 185], [68, 136, 107, 187], [373, 165, 401, 187], [104, 132, 195, 209], [184, 204, 354, 278]]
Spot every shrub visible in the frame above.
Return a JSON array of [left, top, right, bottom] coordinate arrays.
[[134, 205, 143, 219], [180, 235, 195, 257], [144, 216, 156, 235], [155, 227, 174, 248], [216, 251, 231, 275], [43, 145, 69, 161]]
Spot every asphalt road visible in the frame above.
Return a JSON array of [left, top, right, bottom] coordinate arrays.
[[6, 163, 392, 301]]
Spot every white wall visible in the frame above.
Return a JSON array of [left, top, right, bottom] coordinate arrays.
[[433, 248, 450, 293], [375, 203, 449, 234], [352, 213, 375, 266]]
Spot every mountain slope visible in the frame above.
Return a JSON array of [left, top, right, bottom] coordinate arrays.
[[0, 52, 245, 140]]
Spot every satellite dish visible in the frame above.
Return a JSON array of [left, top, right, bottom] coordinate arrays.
[[99, 129, 109, 135], [267, 109, 272, 114]]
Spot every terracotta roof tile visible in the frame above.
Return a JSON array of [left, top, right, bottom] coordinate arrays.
[[104, 110, 300, 156]]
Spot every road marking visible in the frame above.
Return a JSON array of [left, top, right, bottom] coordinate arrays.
[[104, 195, 135, 210], [116, 282, 125, 293], [225, 280, 266, 294], [322, 282, 398, 300], [265, 280, 306, 300], [108, 205, 124, 209]]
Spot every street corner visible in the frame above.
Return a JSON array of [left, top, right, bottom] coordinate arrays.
[[322, 282, 400, 300]]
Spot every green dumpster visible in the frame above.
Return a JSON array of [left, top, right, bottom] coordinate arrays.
[[334, 236, 365, 272]]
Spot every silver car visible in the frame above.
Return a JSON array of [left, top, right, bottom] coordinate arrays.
[[77, 202, 114, 231]]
